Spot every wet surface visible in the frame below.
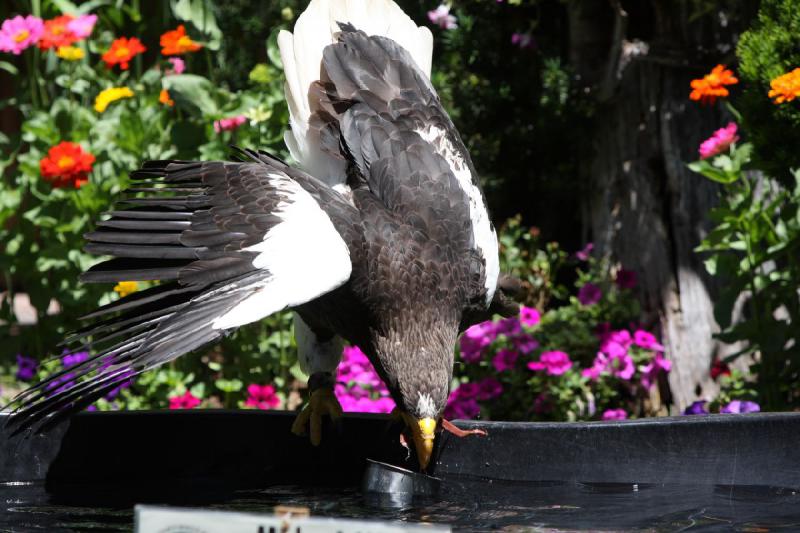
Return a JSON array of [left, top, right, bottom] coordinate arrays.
[[2, 478, 800, 532]]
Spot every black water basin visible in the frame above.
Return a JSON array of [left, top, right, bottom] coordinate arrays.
[[1, 411, 799, 531]]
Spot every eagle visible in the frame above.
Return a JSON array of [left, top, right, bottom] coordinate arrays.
[[7, 0, 517, 470]]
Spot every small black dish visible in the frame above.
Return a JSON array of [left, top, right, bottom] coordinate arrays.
[[362, 459, 441, 507]]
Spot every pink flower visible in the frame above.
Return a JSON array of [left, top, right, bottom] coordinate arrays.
[[577, 282, 602, 305], [575, 243, 594, 261], [476, 378, 503, 400], [582, 352, 608, 380], [602, 408, 627, 420], [0, 15, 44, 55], [615, 268, 637, 289], [633, 329, 664, 352], [639, 353, 672, 389], [513, 333, 539, 354], [459, 321, 495, 362], [494, 316, 521, 335], [338, 393, 395, 413], [520, 306, 540, 327], [699, 122, 739, 159], [609, 351, 635, 380], [66, 14, 97, 39], [244, 383, 281, 409], [167, 57, 185, 74], [213, 115, 246, 133], [492, 348, 518, 372], [511, 32, 535, 49], [169, 390, 201, 409], [427, 4, 457, 30], [444, 390, 480, 419], [527, 350, 573, 376]]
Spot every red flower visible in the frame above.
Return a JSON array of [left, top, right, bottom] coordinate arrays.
[[160, 25, 202, 55], [244, 384, 281, 410], [710, 358, 731, 380], [39, 141, 95, 188], [38, 15, 78, 50], [168, 390, 201, 409], [102, 36, 146, 70]]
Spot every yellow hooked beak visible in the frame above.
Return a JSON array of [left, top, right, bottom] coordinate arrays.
[[400, 412, 437, 470]]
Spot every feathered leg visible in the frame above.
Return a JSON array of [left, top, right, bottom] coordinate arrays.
[[290, 313, 344, 445]]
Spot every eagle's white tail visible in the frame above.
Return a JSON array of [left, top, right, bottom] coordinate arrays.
[[278, 0, 434, 184]]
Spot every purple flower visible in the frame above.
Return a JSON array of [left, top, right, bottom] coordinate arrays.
[[615, 269, 637, 289], [683, 400, 709, 415], [427, 4, 458, 30], [633, 329, 664, 352], [16, 354, 38, 382], [492, 348, 518, 372], [520, 306, 540, 327], [639, 353, 672, 389], [527, 350, 573, 376], [575, 243, 594, 261], [476, 378, 503, 400], [453, 382, 480, 399], [513, 332, 539, 354], [511, 32, 535, 49], [444, 395, 480, 419], [602, 408, 627, 420], [459, 321, 496, 362], [494, 316, 521, 336], [578, 283, 602, 305], [721, 400, 760, 414]]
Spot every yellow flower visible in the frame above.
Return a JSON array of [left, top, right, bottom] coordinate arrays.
[[113, 281, 138, 298], [94, 87, 134, 113], [768, 67, 800, 104], [56, 45, 84, 61]]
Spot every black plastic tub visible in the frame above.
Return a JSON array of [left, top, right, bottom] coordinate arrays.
[[2, 411, 800, 531]]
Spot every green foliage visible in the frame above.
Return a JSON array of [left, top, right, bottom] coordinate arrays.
[[693, 143, 800, 411], [736, 0, 800, 181], [0, 2, 294, 410]]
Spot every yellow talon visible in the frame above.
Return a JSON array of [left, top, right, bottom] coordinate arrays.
[[291, 386, 343, 446]]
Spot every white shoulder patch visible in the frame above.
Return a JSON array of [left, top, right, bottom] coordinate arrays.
[[211, 175, 352, 330], [416, 125, 500, 305]]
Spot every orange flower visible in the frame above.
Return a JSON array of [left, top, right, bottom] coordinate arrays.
[[159, 89, 174, 106], [38, 15, 78, 50], [160, 25, 202, 55], [689, 64, 738, 105], [39, 141, 95, 188], [102, 37, 147, 70], [768, 68, 800, 104]]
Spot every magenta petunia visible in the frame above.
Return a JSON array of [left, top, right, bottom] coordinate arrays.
[[699, 122, 739, 159], [639, 352, 672, 389], [427, 4, 457, 30], [169, 390, 201, 409], [444, 393, 480, 419], [0, 15, 44, 55], [476, 377, 503, 400], [527, 350, 573, 376], [66, 14, 97, 39], [513, 332, 539, 354], [609, 351, 635, 380], [244, 383, 281, 409], [633, 329, 664, 352], [511, 32, 535, 49], [459, 321, 495, 362], [492, 348, 518, 372], [577, 282, 602, 305], [602, 408, 627, 420], [582, 352, 608, 380], [213, 115, 246, 133], [519, 305, 541, 327], [575, 242, 594, 261]]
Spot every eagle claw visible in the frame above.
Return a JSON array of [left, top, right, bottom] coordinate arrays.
[[291, 386, 343, 446]]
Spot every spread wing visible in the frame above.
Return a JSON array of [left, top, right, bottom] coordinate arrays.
[[314, 24, 499, 306], [6, 151, 359, 430]]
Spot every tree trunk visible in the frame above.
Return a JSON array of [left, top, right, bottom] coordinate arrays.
[[568, 0, 755, 411]]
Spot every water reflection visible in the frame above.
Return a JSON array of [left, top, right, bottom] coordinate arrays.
[[1, 479, 799, 532]]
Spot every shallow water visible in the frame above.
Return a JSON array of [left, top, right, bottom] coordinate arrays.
[[2, 478, 799, 532]]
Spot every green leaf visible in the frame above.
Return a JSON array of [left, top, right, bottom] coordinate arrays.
[[215, 378, 243, 393], [163, 74, 218, 116], [0, 61, 18, 76]]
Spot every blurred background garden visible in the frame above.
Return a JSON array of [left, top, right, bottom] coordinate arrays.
[[0, 0, 798, 422]]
